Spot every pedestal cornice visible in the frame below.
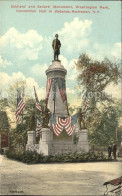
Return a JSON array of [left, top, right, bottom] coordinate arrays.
[[45, 60, 67, 76]]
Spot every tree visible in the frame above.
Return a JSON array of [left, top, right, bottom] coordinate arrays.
[[7, 79, 26, 113], [88, 106, 119, 146], [76, 53, 121, 147], [76, 54, 121, 110], [5, 80, 45, 150], [0, 98, 8, 111]]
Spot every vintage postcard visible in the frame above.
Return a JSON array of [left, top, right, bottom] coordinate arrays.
[[0, 0, 121, 195]]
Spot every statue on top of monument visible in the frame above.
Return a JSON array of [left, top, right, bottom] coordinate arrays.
[[52, 34, 61, 61]]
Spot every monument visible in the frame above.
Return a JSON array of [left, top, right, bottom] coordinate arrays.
[[26, 34, 89, 155]]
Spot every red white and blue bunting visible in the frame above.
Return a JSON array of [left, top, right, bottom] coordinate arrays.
[[46, 77, 67, 104], [50, 114, 77, 136], [46, 78, 53, 103]]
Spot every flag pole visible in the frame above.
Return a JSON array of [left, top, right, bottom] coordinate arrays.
[[65, 81, 69, 116], [54, 98, 55, 114], [22, 87, 25, 149], [53, 79, 56, 114], [66, 95, 69, 116], [22, 87, 25, 125]]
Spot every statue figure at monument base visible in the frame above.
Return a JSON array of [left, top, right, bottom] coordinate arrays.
[[78, 108, 86, 130], [42, 107, 50, 128], [30, 113, 35, 131]]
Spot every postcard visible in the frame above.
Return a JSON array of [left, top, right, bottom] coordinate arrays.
[[0, 0, 121, 195]]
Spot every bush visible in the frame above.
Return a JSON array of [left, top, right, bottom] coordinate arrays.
[[5, 149, 112, 164]]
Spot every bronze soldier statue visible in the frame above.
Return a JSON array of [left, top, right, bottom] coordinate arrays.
[[30, 113, 35, 130], [52, 34, 61, 61], [78, 108, 86, 129], [42, 107, 50, 128]]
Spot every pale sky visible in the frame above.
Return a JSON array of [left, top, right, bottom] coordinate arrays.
[[0, 1, 121, 106]]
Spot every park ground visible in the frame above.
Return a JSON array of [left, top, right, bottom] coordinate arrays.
[[0, 155, 122, 196]]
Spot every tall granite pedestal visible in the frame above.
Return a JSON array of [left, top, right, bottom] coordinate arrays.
[[26, 60, 90, 155], [46, 60, 69, 117]]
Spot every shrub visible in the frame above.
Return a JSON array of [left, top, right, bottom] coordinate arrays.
[[5, 150, 111, 164]]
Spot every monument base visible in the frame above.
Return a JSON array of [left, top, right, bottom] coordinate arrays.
[[38, 128, 53, 155], [26, 128, 89, 156], [77, 129, 89, 152], [26, 131, 39, 152]]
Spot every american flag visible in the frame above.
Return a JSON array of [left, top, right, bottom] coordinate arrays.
[[52, 123, 63, 136], [71, 113, 78, 125], [52, 117, 75, 136], [57, 78, 66, 102], [59, 117, 75, 136], [35, 115, 42, 137], [67, 124, 75, 136], [59, 89, 66, 102], [52, 117, 63, 136], [50, 113, 56, 124], [34, 86, 42, 112], [15, 90, 25, 123], [46, 78, 53, 103]]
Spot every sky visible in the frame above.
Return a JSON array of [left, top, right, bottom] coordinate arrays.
[[0, 1, 121, 106]]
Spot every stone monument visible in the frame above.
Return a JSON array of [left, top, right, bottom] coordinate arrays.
[[26, 34, 90, 155]]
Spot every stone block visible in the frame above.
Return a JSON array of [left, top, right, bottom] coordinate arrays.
[[41, 128, 53, 142], [39, 128, 53, 155], [27, 131, 36, 145], [78, 129, 88, 142]]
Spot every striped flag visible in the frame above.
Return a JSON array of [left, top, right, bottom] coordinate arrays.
[[15, 90, 25, 123], [66, 124, 75, 136], [52, 123, 63, 136], [57, 78, 66, 102], [71, 113, 78, 125], [34, 86, 42, 112], [50, 113, 56, 124], [35, 115, 42, 137], [52, 117, 75, 136], [46, 78, 53, 103], [52, 117, 63, 136], [59, 117, 75, 136]]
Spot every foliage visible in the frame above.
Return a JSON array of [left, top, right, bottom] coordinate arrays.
[[10, 125, 28, 150], [76, 53, 121, 109], [88, 106, 119, 146], [0, 111, 10, 132], [67, 103, 75, 115], [5, 80, 45, 149], [76, 53, 121, 146], [5, 150, 111, 164], [7, 80, 26, 112], [9, 97, 46, 149], [0, 98, 8, 111]]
